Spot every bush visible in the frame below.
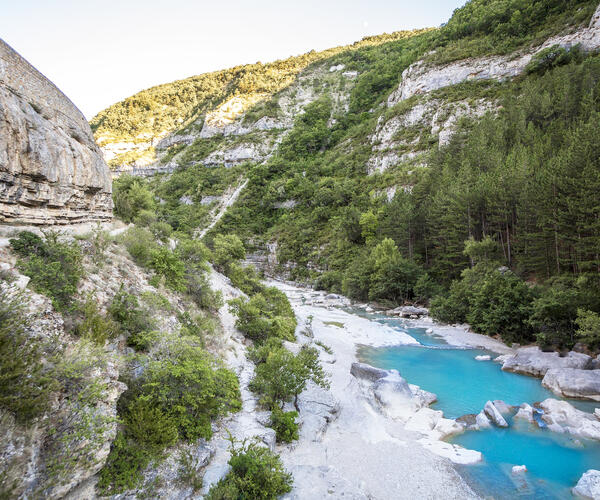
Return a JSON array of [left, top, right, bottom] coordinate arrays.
[[227, 262, 265, 295], [249, 344, 328, 409], [120, 226, 158, 266], [576, 309, 600, 348], [206, 438, 292, 500], [526, 44, 580, 75], [97, 432, 153, 494], [431, 264, 535, 344], [270, 408, 299, 443], [139, 340, 241, 440], [0, 288, 55, 421], [10, 231, 84, 311], [113, 175, 156, 222], [212, 234, 245, 271], [229, 288, 297, 343], [125, 396, 179, 451], [148, 246, 187, 292], [109, 285, 157, 350], [75, 294, 119, 345]]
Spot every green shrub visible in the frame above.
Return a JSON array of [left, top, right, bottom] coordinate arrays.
[[206, 439, 292, 500], [229, 288, 297, 343], [125, 397, 179, 451], [431, 264, 535, 344], [270, 408, 299, 443], [576, 309, 600, 348], [75, 294, 119, 345], [140, 340, 241, 440], [10, 231, 84, 311], [525, 44, 581, 75], [212, 234, 245, 271], [148, 246, 187, 292], [97, 432, 153, 494], [109, 285, 157, 350], [149, 221, 173, 242], [227, 262, 265, 295], [113, 175, 156, 222], [120, 226, 159, 266], [249, 344, 328, 409], [0, 288, 55, 422]]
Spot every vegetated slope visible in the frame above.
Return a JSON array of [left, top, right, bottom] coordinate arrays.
[[91, 29, 428, 168], [111, 0, 600, 352]]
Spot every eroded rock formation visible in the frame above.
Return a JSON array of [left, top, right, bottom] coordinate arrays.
[[0, 39, 112, 224]]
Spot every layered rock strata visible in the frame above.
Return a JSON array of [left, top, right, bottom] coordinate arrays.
[[0, 39, 112, 224]]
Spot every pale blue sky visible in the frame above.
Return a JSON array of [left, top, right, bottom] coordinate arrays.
[[1, 0, 466, 118]]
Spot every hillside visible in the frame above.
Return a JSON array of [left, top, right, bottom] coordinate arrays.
[[104, 0, 600, 351], [3, 0, 600, 498]]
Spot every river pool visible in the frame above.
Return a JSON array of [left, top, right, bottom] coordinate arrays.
[[358, 315, 600, 499]]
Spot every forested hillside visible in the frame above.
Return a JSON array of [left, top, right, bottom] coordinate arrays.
[[107, 0, 600, 352]]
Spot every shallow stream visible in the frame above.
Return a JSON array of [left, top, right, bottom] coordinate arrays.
[[356, 312, 600, 499]]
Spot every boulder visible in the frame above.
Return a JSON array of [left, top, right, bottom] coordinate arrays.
[[350, 362, 389, 382], [512, 465, 527, 474], [475, 355, 491, 361], [475, 411, 492, 429], [542, 369, 600, 402], [297, 381, 339, 442], [502, 347, 592, 377], [540, 399, 600, 441], [573, 469, 600, 499], [483, 401, 508, 427], [514, 403, 534, 423], [492, 400, 513, 414], [388, 305, 429, 318]]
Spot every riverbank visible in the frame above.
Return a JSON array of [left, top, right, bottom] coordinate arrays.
[[269, 281, 479, 499]]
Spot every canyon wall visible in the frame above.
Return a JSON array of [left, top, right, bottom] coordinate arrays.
[[0, 38, 112, 224]]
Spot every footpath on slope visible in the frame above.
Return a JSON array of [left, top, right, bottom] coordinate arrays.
[[197, 178, 248, 240]]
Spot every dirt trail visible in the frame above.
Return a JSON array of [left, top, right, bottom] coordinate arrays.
[[197, 177, 248, 239]]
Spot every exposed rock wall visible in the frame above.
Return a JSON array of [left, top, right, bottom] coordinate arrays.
[[0, 39, 112, 224], [388, 3, 600, 106]]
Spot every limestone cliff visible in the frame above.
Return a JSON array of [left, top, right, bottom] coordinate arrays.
[[0, 39, 112, 225]]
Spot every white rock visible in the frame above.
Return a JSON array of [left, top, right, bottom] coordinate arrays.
[[475, 411, 492, 429], [573, 469, 600, 499], [483, 401, 508, 427], [418, 439, 482, 465], [542, 368, 600, 401], [502, 347, 592, 377], [514, 403, 534, 423], [512, 465, 527, 474], [475, 355, 491, 361], [541, 399, 600, 441]]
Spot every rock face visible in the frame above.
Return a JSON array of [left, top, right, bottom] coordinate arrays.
[[0, 39, 112, 224], [573, 469, 600, 499], [387, 4, 600, 106], [542, 368, 600, 401], [501, 347, 592, 377]]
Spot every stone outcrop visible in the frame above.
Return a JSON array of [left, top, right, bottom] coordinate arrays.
[[542, 368, 600, 401], [539, 399, 600, 441], [387, 3, 600, 106], [573, 469, 600, 499], [501, 346, 592, 377], [0, 39, 112, 224]]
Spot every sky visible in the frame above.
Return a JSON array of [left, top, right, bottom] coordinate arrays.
[[1, 0, 466, 119]]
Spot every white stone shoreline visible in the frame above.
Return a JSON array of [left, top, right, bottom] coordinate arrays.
[[269, 281, 480, 499]]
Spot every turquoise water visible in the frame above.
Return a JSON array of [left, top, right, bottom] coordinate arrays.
[[357, 315, 600, 499]]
